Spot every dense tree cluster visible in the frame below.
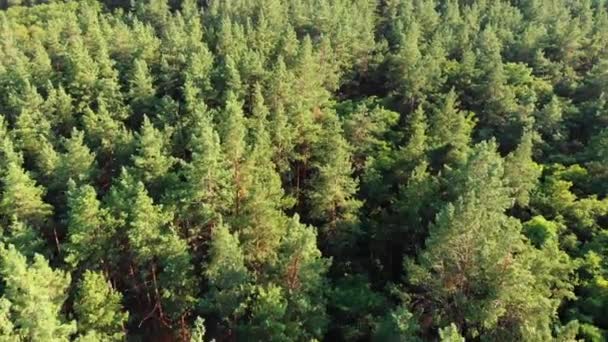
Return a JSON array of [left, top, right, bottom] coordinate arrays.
[[0, 0, 607, 340]]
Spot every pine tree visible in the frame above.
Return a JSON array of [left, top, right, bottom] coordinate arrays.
[[3, 219, 45, 259], [439, 323, 465, 342], [128, 179, 196, 320], [474, 27, 519, 143], [13, 83, 52, 159], [184, 46, 214, 103], [399, 106, 428, 167], [372, 305, 421, 342], [0, 161, 52, 227], [127, 181, 173, 263], [0, 298, 17, 341], [105, 169, 197, 322], [128, 58, 156, 119], [341, 101, 400, 172], [241, 284, 289, 341], [43, 84, 75, 136], [82, 101, 135, 164], [428, 89, 475, 166], [504, 130, 542, 207], [273, 217, 330, 340], [190, 317, 206, 342], [390, 19, 424, 108], [35, 137, 60, 183], [65, 37, 99, 111], [57, 128, 96, 186], [266, 57, 295, 173], [74, 271, 128, 341], [0, 117, 21, 172], [65, 181, 115, 269], [29, 39, 52, 88], [220, 92, 248, 217], [309, 116, 362, 254], [182, 112, 233, 237], [202, 223, 250, 334], [408, 141, 571, 339], [131, 115, 174, 186], [221, 55, 243, 101], [0, 245, 76, 341], [237, 100, 288, 267]]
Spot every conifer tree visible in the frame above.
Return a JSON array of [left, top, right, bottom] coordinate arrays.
[[0, 298, 16, 341], [390, 19, 424, 108], [44, 84, 75, 136], [65, 37, 99, 111], [182, 112, 233, 238], [190, 317, 206, 342], [220, 92, 248, 217], [220, 55, 243, 101], [65, 181, 115, 269], [2, 219, 44, 259], [428, 89, 475, 166], [202, 223, 250, 334], [241, 284, 288, 341], [309, 116, 362, 253], [504, 130, 542, 207], [57, 129, 96, 186], [0, 161, 52, 228], [266, 57, 295, 173], [372, 305, 421, 342], [0, 245, 76, 341], [74, 271, 128, 342], [105, 169, 197, 322], [237, 86, 287, 267], [0, 117, 21, 171], [273, 217, 330, 340], [82, 101, 135, 165], [13, 83, 52, 159], [439, 324, 465, 342], [400, 106, 428, 167], [408, 141, 571, 339], [128, 58, 156, 119], [131, 115, 174, 187]]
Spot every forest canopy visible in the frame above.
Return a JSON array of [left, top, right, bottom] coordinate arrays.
[[0, 0, 607, 341]]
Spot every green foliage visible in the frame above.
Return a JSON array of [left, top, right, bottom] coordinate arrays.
[[0, 161, 52, 227], [523, 215, 559, 248], [74, 271, 128, 341], [0, 0, 606, 340], [504, 131, 542, 207], [0, 245, 76, 341], [131, 115, 174, 186], [309, 116, 362, 253], [373, 305, 421, 342], [202, 223, 249, 326], [439, 323, 465, 342], [190, 316, 206, 342], [65, 181, 115, 269], [408, 142, 574, 339]]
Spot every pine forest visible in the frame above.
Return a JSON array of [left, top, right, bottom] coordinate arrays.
[[0, 0, 607, 341]]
